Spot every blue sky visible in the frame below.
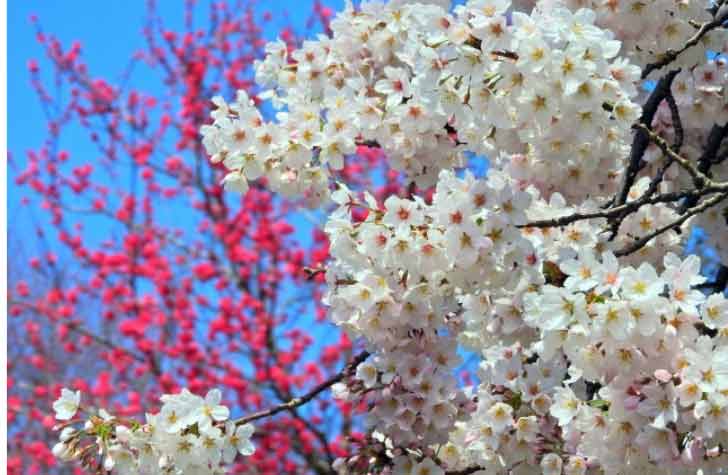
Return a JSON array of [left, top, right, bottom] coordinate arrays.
[[7, 0, 348, 265], [6, 0, 348, 307], [8, 0, 341, 209]]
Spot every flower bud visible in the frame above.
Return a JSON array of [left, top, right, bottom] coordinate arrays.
[[104, 454, 115, 471], [52, 442, 70, 460], [59, 427, 76, 442]]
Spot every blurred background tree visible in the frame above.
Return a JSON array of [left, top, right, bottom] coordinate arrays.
[[6, 1, 403, 473]]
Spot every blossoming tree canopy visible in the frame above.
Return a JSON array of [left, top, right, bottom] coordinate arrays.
[[52, 0, 728, 474]]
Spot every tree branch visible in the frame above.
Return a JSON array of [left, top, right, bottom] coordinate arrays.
[[447, 466, 486, 475], [635, 123, 711, 188], [665, 90, 684, 151], [8, 299, 161, 375], [233, 351, 370, 425], [615, 191, 728, 257], [521, 185, 726, 229], [697, 265, 728, 292], [682, 123, 728, 211], [614, 69, 680, 207], [641, 7, 728, 79]]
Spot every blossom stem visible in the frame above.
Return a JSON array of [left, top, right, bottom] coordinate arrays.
[[232, 351, 370, 425]]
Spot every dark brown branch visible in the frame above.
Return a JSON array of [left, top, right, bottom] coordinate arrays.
[[65, 322, 144, 361], [356, 139, 381, 148], [665, 91, 683, 151], [641, 8, 728, 79], [696, 265, 728, 292], [642, 155, 678, 203], [614, 70, 680, 207], [447, 466, 487, 475], [520, 186, 725, 229], [233, 351, 370, 425], [636, 123, 711, 188], [697, 265, 728, 292], [615, 191, 728, 257], [9, 297, 161, 375], [682, 123, 728, 211], [267, 376, 338, 468], [68, 320, 162, 376]]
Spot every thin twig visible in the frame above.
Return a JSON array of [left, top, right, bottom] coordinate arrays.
[[521, 185, 727, 229], [641, 8, 728, 79], [447, 466, 487, 475], [636, 123, 711, 188], [233, 351, 370, 425], [615, 191, 728, 257]]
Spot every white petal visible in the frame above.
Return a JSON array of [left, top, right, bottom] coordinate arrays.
[[211, 405, 230, 421], [205, 389, 222, 406], [238, 440, 255, 456], [237, 423, 255, 438]]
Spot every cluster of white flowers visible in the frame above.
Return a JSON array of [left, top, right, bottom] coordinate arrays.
[[326, 168, 537, 447], [435, 251, 728, 474], [521, 175, 688, 268], [538, 0, 728, 72], [51, 388, 255, 475], [650, 56, 728, 266], [201, 0, 647, 205], [664, 58, 728, 143]]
